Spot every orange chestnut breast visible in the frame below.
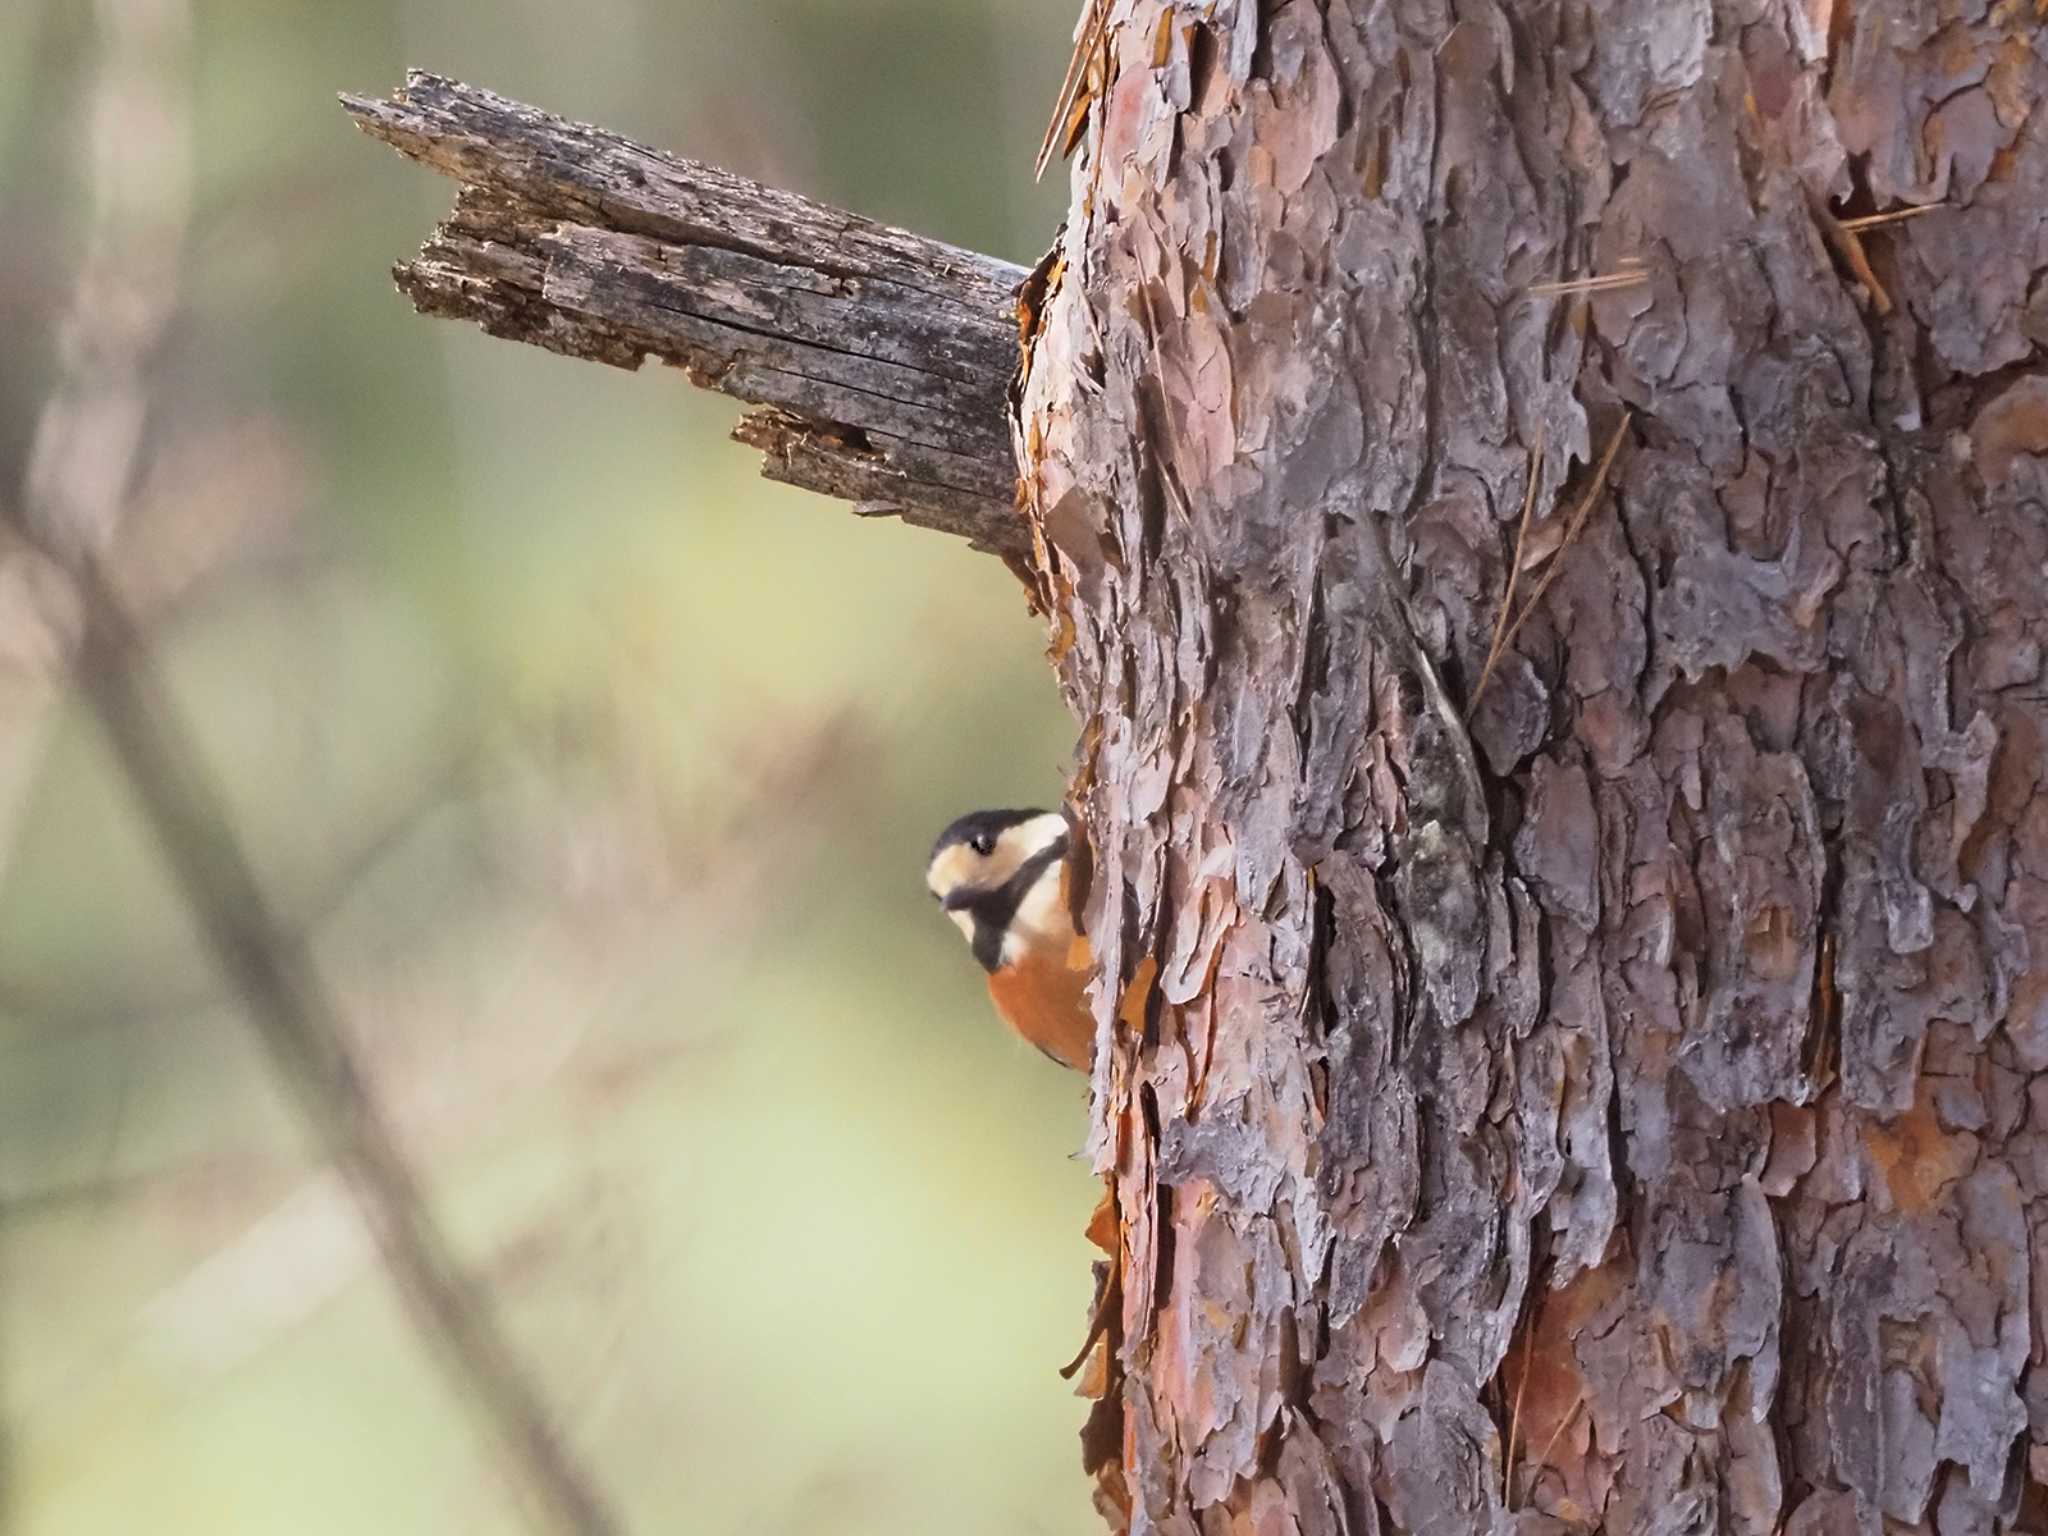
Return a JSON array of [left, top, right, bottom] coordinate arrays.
[[987, 940, 1095, 1071]]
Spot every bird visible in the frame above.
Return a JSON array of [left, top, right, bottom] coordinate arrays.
[[926, 807, 1094, 1071]]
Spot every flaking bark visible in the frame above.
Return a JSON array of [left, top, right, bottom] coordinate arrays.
[[1016, 3, 2048, 1534], [346, 18, 2048, 1536]]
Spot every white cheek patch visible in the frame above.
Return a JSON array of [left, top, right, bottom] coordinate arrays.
[[1002, 859, 1072, 967], [947, 908, 977, 944], [1011, 814, 1070, 868]]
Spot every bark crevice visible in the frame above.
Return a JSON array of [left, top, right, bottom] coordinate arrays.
[[1015, 2, 2048, 1532]]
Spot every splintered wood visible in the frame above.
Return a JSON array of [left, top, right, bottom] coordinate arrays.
[[343, 73, 1031, 556]]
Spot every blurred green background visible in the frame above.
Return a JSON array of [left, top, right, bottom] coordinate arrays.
[[0, 1, 1096, 1531]]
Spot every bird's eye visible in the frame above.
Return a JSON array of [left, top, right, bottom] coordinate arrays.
[[969, 832, 996, 856]]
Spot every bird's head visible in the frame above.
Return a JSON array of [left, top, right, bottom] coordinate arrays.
[[925, 808, 1071, 972]]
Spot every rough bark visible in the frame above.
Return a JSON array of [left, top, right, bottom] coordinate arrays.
[[1016, 3, 2048, 1535], [345, 21, 2048, 1536], [342, 73, 1030, 556]]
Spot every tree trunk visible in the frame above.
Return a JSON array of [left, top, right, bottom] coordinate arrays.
[[1016, 4, 2048, 1534]]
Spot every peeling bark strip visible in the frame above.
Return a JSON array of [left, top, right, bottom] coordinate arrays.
[[1018, 2, 2048, 1534], [342, 73, 1030, 555]]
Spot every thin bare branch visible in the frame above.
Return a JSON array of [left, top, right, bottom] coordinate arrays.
[[1486, 411, 1633, 679], [1525, 270, 1649, 298], [56, 561, 623, 1536], [17, 20, 624, 1536], [1467, 431, 1543, 717], [1837, 203, 1943, 231]]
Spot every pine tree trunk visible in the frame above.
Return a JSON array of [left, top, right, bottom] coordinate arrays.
[[1016, 4, 2048, 1532]]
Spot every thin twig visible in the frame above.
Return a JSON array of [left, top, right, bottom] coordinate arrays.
[[1810, 199, 1892, 316], [1838, 204, 1942, 232], [1522, 1389, 1586, 1502], [13, 7, 624, 1533], [1467, 431, 1544, 717], [1526, 270, 1650, 298], [1058, 1260, 1124, 1380], [1502, 1299, 1537, 1509], [55, 562, 621, 1536], [1035, 0, 1104, 181], [1488, 411, 1633, 674], [19, 0, 191, 561]]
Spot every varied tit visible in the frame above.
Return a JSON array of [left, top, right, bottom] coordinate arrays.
[[926, 808, 1093, 1071]]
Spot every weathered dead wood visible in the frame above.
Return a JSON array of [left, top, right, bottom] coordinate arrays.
[[341, 72, 1030, 557]]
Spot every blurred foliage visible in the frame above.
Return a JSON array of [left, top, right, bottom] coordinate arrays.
[[0, 0, 1097, 1531]]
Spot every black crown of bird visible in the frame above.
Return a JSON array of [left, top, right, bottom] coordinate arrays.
[[925, 808, 1094, 1071]]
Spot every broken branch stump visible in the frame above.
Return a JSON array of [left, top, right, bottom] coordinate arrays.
[[341, 72, 1029, 557]]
